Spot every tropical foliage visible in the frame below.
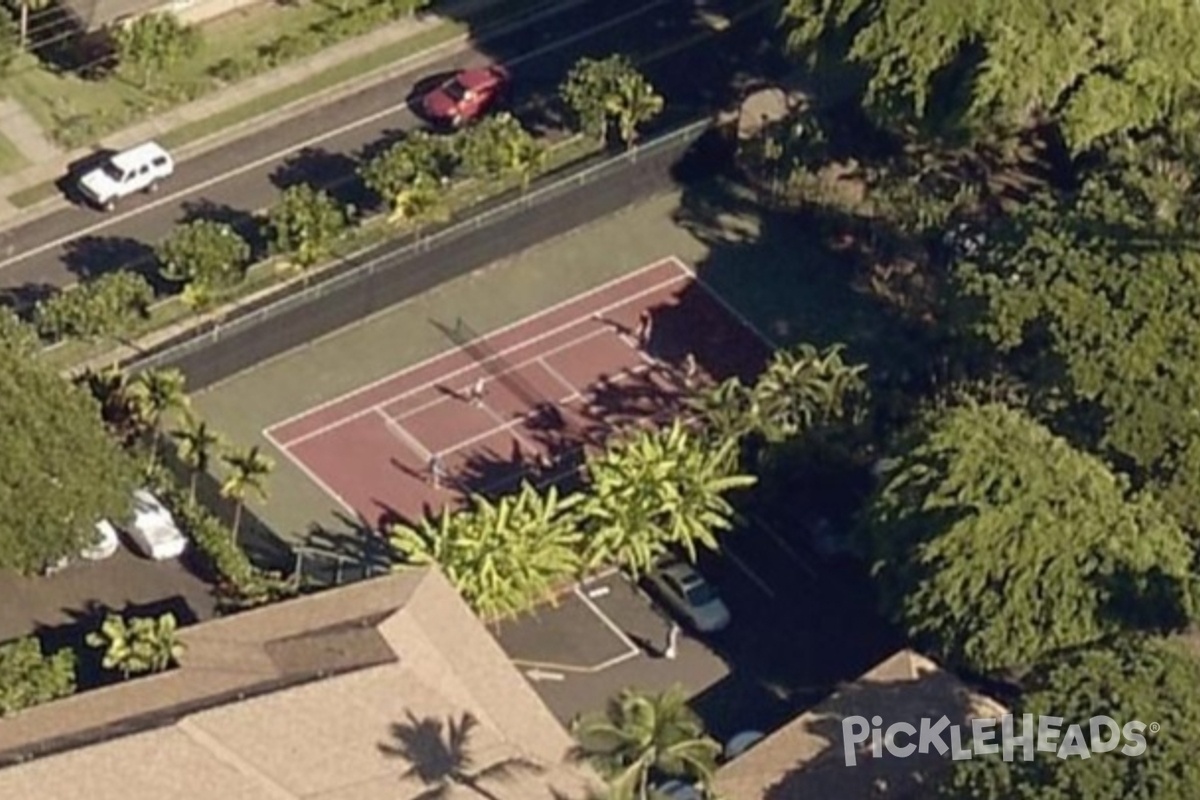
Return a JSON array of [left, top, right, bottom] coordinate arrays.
[[779, 0, 1200, 151], [937, 636, 1200, 799], [219, 445, 274, 541], [32, 272, 154, 343], [390, 482, 582, 621], [113, 13, 201, 87], [560, 55, 664, 146], [571, 684, 721, 800], [579, 420, 754, 577], [172, 414, 224, 503], [266, 183, 349, 268], [864, 402, 1195, 675], [0, 637, 76, 716], [156, 219, 252, 309], [86, 613, 186, 679]]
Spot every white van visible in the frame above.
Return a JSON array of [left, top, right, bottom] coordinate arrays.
[[77, 141, 174, 211]]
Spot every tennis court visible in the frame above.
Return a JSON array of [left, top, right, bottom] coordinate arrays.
[[262, 256, 770, 527]]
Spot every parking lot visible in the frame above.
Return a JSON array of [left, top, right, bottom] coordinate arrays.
[[497, 525, 899, 739]]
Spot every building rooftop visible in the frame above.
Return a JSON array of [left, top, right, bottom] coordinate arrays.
[[0, 568, 597, 800]]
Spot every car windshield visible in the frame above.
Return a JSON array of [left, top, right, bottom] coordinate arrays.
[[443, 80, 467, 101], [101, 161, 124, 181], [682, 580, 717, 607]]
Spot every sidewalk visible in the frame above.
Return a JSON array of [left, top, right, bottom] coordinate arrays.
[[0, 99, 62, 165], [0, 0, 568, 225]]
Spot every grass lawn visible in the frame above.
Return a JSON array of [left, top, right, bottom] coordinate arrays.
[[0, 130, 29, 175], [6, 0, 527, 151]]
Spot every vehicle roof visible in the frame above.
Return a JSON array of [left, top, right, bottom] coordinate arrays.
[[111, 141, 170, 171], [455, 66, 504, 87], [659, 560, 703, 585]]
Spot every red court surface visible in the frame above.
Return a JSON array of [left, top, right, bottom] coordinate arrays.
[[263, 257, 772, 528]]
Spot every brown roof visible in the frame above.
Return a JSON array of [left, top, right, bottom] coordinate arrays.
[[0, 568, 598, 800], [714, 650, 1008, 800]]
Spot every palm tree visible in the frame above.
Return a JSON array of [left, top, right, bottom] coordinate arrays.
[[220, 445, 274, 542], [578, 421, 755, 577], [128, 367, 190, 464], [85, 613, 185, 679], [172, 414, 224, 503], [80, 364, 145, 445], [379, 711, 542, 800], [390, 482, 582, 621], [571, 685, 720, 800]]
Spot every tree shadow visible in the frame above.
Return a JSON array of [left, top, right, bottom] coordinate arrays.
[[0, 282, 58, 312], [268, 146, 363, 210], [61, 234, 159, 284], [378, 711, 544, 800], [56, 147, 119, 207], [294, 514, 393, 589]]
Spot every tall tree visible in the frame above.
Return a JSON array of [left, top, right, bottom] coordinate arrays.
[[219, 445, 273, 542], [560, 55, 663, 146], [360, 130, 457, 207], [32, 271, 154, 344], [953, 169, 1200, 531], [266, 183, 348, 269], [578, 421, 754, 577], [113, 13, 200, 87], [456, 112, 544, 186], [128, 367, 190, 465], [390, 482, 582, 621], [156, 219, 252, 310], [0, 342, 136, 574], [864, 402, 1194, 676], [171, 414, 224, 503], [780, 0, 1200, 151], [0, 637, 76, 716], [571, 684, 721, 800], [937, 636, 1200, 799]]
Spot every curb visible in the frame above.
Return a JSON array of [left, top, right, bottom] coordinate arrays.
[[0, 0, 587, 230]]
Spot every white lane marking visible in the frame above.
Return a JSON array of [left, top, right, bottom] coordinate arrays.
[[0, 0, 681, 273], [262, 426, 359, 518], [752, 513, 818, 579], [721, 542, 776, 598]]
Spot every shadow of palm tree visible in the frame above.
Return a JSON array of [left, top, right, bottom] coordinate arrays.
[[379, 711, 544, 800]]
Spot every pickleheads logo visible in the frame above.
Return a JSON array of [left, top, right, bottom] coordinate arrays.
[[841, 714, 1155, 766]]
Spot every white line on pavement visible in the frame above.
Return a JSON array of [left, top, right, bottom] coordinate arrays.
[[721, 543, 776, 599], [0, 0, 681, 273]]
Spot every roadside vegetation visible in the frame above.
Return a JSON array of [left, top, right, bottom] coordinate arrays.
[[27, 54, 662, 369]]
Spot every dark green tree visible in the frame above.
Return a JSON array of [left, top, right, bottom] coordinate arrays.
[[359, 130, 457, 206], [560, 55, 663, 145], [156, 219, 252, 309], [0, 342, 136, 574], [32, 272, 154, 343], [864, 402, 1194, 675], [456, 112, 544, 186], [0, 637, 76, 716], [938, 636, 1200, 799], [780, 0, 1200, 151], [266, 183, 349, 268]]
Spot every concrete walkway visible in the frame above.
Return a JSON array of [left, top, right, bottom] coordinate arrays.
[[0, 0, 565, 224], [0, 98, 62, 165]]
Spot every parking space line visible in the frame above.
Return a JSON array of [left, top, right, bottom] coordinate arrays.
[[721, 543, 776, 598], [574, 580, 641, 656], [751, 513, 818, 580]]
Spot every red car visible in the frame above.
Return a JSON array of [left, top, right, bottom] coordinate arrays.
[[420, 65, 510, 126]]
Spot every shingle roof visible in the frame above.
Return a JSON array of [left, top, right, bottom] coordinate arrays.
[[0, 568, 598, 800], [713, 649, 1008, 800]]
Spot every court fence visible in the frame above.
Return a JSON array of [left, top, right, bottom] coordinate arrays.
[[124, 116, 716, 376]]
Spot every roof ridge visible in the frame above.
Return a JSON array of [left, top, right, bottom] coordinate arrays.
[[176, 716, 297, 800]]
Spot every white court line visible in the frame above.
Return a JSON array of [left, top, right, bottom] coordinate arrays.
[[0, 0, 684, 272], [262, 427, 359, 518], [274, 272, 687, 447], [266, 257, 683, 436], [477, 401, 540, 456], [375, 408, 432, 461], [536, 355, 582, 397], [753, 513, 818, 579], [384, 324, 609, 425], [574, 580, 641, 660], [665, 255, 779, 350], [721, 542, 777, 599]]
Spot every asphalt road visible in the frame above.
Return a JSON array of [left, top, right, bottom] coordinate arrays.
[[0, 0, 773, 301]]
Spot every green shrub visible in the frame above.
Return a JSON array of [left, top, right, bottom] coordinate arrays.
[[34, 272, 154, 343], [0, 637, 76, 716]]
